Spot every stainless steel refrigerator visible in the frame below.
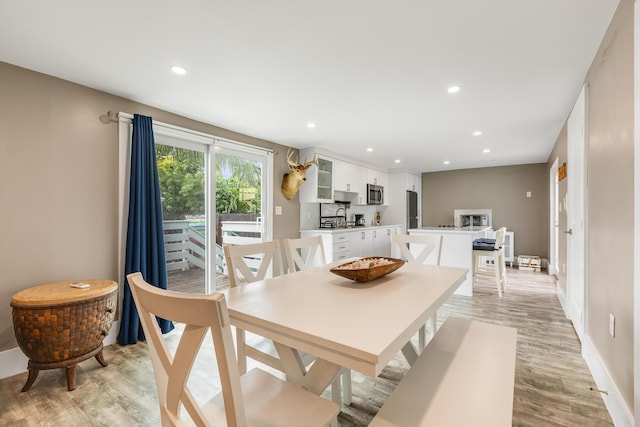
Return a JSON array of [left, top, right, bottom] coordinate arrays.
[[407, 190, 418, 230]]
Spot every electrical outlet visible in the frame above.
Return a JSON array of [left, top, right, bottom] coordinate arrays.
[[275, 206, 282, 216], [526, 191, 532, 198], [609, 314, 615, 337]]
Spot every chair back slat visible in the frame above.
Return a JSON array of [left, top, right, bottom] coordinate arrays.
[[283, 236, 327, 273], [391, 234, 443, 265], [223, 241, 283, 287]]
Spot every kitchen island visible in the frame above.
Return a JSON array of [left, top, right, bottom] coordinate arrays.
[[408, 226, 492, 296]]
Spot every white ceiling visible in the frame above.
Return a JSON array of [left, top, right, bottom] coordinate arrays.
[[0, 1, 619, 173]]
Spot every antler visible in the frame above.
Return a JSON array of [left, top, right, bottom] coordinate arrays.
[[302, 153, 319, 168], [286, 147, 299, 168]]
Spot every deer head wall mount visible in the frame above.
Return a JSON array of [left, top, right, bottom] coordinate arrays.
[[281, 148, 319, 200]]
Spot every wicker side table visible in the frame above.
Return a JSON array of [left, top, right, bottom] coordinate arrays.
[[11, 279, 118, 391]]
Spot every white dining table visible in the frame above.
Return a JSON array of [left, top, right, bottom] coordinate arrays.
[[224, 260, 467, 396]]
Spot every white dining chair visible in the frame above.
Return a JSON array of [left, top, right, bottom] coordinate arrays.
[[282, 235, 353, 405], [224, 240, 348, 405], [223, 241, 285, 374], [282, 235, 327, 273], [391, 233, 444, 351], [472, 227, 507, 297], [126, 272, 339, 427]]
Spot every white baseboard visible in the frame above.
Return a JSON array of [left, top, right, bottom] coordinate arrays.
[[104, 320, 120, 346], [557, 284, 631, 425], [583, 335, 634, 427], [0, 347, 28, 380], [0, 320, 120, 381], [556, 283, 568, 316]]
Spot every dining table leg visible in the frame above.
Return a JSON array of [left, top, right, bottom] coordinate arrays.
[[273, 342, 343, 395]]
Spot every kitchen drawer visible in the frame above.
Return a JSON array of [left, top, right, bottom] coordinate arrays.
[[333, 233, 350, 243], [333, 240, 351, 255]]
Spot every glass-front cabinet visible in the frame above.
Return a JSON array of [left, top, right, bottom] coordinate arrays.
[[299, 148, 334, 203], [316, 158, 333, 200]]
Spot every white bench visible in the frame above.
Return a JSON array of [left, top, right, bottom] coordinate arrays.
[[370, 317, 518, 427]]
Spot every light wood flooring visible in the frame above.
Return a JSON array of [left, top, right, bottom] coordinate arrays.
[[0, 267, 613, 426]]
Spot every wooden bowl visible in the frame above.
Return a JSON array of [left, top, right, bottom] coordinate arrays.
[[330, 257, 405, 282]]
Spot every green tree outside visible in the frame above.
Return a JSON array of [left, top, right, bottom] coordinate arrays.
[[155, 146, 261, 218]]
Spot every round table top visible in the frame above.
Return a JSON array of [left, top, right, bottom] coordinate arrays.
[[11, 279, 118, 307]]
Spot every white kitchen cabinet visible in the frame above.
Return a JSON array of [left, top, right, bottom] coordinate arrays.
[[372, 227, 392, 257], [331, 232, 351, 262], [333, 159, 361, 194], [301, 230, 348, 262], [350, 228, 374, 257], [367, 169, 388, 187], [301, 225, 400, 262], [406, 173, 421, 193], [298, 149, 334, 203]]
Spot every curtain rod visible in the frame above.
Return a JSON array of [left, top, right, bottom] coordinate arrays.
[[106, 110, 276, 154]]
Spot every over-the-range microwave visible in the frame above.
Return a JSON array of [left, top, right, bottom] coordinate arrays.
[[367, 184, 384, 205]]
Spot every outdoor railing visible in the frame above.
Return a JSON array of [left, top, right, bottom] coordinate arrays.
[[163, 220, 261, 273]]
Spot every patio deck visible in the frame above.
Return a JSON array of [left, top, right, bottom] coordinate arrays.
[[167, 268, 231, 293]]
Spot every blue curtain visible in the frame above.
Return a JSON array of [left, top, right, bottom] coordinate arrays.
[[118, 114, 174, 345]]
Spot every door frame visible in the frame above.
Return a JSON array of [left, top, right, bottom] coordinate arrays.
[[214, 139, 274, 245], [566, 85, 587, 342]]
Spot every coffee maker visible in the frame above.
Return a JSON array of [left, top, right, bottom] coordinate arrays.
[[354, 214, 365, 227]]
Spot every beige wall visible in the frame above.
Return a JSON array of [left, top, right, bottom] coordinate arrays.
[[421, 164, 549, 259], [585, 0, 634, 410], [0, 62, 301, 351], [546, 0, 634, 411]]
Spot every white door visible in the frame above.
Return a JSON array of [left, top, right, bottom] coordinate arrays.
[[566, 85, 587, 341]]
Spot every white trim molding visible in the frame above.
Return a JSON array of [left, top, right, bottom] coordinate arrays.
[[0, 348, 28, 380], [634, 2, 640, 425], [583, 335, 633, 426]]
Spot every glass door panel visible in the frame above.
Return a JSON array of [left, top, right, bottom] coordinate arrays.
[[155, 143, 207, 294], [215, 147, 265, 288]]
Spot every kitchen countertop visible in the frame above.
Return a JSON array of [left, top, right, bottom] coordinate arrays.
[[409, 226, 492, 234], [301, 224, 402, 233]]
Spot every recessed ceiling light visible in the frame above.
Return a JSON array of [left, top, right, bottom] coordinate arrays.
[[473, 131, 483, 136], [394, 159, 401, 163], [307, 122, 316, 129], [447, 85, 461, 94], [483, 148, 491, 153], [443, 160, 450, 165], [366, 148, 373, 152], [170, 65, 187, 75]]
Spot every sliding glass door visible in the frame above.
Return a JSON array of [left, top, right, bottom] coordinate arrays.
[[214, 142, 273, 287], [155, 131, 210, 294], [153, 126, 273, 292]]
